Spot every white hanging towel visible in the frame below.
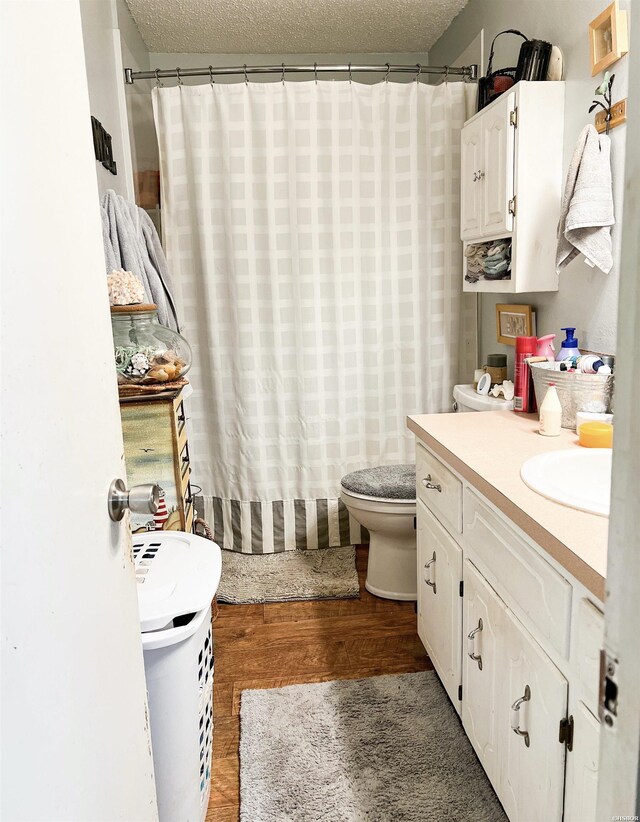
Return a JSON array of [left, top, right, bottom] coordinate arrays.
[[556, 125, 614, 274]]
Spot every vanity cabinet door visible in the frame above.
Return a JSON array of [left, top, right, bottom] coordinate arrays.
[[481, 91, 515, 237], [462, 559, 506, 787], [563, 701, 600, 822], [416, 499, 462, 710], [460, 117, 483, 240], [498, 603, 568, 822]]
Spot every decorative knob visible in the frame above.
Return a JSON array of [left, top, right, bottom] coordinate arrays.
[[108, 478, 160, 522]]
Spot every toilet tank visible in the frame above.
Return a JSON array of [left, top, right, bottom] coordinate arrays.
[[453, 384, 514, 413]]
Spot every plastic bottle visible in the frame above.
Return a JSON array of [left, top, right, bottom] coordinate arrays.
[[539, 383, 562, 436], [514, 336, 538, 413], [567, 354, 605, 374], [536, 334, 556, 361], [555, 328, 581, 362]]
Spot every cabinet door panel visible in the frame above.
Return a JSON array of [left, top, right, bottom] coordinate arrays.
[[499, 605, 568, 822], [563, 702, 600, 822], [482, 92, 515, 236], [416, 499, 462, 709], [460, 118, 483, 239], [462, 560, 505, 786]]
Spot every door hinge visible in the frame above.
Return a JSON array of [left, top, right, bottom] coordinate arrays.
[[510, 107, 518, 127], [413, 516, 417, 530], [599, 649, 619, 727], [508, 196, 517, 216], [459, 580, 464, 597], [458, 684, 463, 701], [559, 716, 574, 751]]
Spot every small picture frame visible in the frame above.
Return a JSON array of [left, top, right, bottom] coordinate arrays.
[[496, 304, 535, 346], [589, 1, 628, 77]]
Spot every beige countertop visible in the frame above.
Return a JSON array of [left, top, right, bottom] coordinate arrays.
[[407, 410, 608, 601]]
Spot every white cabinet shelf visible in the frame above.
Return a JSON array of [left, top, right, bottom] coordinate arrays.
[[460, 81, 565, 293]]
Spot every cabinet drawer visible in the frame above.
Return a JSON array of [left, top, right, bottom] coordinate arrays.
[[463, 488, 571, 657], [574, 598, 604, 718], [416, 442, 462, 537]]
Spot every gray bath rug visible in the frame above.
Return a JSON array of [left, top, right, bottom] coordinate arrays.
[[216, 546, 360, 604], [240, 671, 507, 822]]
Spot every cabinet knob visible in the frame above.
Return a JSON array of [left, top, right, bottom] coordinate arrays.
[[467, 618, 483, 670], [510, 684, 532, 747]]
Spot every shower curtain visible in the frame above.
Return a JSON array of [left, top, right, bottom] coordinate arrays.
[[153, 79, 475, 553]]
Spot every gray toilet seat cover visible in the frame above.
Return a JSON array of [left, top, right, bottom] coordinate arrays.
[[341, 464, 416, 500]]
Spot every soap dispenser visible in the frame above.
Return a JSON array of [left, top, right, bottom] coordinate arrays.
[[555, 327, 581, 362]]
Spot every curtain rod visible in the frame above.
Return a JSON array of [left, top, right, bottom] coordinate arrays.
[[124, 62, 478, 85]]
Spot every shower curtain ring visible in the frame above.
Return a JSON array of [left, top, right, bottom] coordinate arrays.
[[281, 63, 286, 85], [415, 64, 422, 83], [243, 64, 248, 85], [385, 63, 391, 83], [348, 62, 352, 84], [314, 62, 318, 84], [154, 68, 163, 87], [444, 65, 449, 83], [176, 67, 182, 86], [209, 65, 215, 85]]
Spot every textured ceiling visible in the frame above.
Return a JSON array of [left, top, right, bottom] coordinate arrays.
[[124, 0, 468, 54]]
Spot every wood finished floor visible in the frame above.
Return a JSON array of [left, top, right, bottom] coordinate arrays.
[[206, 545, 432, 822]]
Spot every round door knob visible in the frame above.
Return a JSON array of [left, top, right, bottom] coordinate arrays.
[[108, 478, 160, 522]]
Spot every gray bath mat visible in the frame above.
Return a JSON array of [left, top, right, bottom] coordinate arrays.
[[240, 671, 507, 822], [217, 546, 359, 604]]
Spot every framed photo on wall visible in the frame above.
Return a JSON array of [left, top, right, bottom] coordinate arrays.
[[496, 304, 536, 345], [589, 0, 629, 76]]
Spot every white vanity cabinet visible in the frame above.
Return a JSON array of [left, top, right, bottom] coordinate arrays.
[[460, 81, 565, 293], [414, 439, 604, 822]]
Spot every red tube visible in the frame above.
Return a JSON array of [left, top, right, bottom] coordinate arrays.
[[514, 336, 538, 413]]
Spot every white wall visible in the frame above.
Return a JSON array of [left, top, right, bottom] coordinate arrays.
[[430, 0, 629, 370], [80, 0, 135, 198]]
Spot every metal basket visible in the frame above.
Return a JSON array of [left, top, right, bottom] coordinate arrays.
[[530, 362, 614, 429]]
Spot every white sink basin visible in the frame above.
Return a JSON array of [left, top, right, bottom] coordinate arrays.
[[520, 449, 612, 517]]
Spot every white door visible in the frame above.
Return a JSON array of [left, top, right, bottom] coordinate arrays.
[[462, 560, 504, 787], [460, 117, 483, 239], [481, 91, 515, 237], [416, 500, 462, 709], [498, 604, 568, 822], [565, 702, 600, 822], [1, 3, 157, 820]]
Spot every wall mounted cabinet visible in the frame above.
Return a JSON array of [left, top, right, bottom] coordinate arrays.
[[413, 438, 604, 822], [460, 81, 565, 293]]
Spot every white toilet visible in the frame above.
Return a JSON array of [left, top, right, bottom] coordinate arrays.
[[453, 383, 514, 412], [342, 387, 513, 602], [340, 464, 417, 601]]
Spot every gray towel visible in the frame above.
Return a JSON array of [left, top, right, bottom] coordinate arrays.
[[101, 190, 179, 330], [556, 125, 614, 274]]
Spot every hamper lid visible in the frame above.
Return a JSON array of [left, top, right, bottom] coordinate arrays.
[[132, 531, 222, 633]]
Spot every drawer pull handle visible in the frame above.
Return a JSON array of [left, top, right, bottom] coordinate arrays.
[[421, 475, 442, 493], [510, 685, 531, 748], [467, 618, 483, 670], [424, 552, 437, 594]]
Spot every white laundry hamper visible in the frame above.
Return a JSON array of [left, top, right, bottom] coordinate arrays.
[[133, 531, 222, 822]]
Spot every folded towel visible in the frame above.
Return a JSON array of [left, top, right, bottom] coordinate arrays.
[[556, 125, 614, 274]]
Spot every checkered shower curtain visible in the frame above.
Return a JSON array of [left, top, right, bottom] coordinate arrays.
[[153, 79, 474, 553]]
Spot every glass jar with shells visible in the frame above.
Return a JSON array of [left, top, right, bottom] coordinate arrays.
[[111, 304, 192, 385]]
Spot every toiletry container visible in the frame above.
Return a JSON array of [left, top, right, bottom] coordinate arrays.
[[514, 335, 538, 412], [539, 383, 562, 436], [536, 334, 556, 361], [555, 327, 581, 362], [484, 353, 508, 386]]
